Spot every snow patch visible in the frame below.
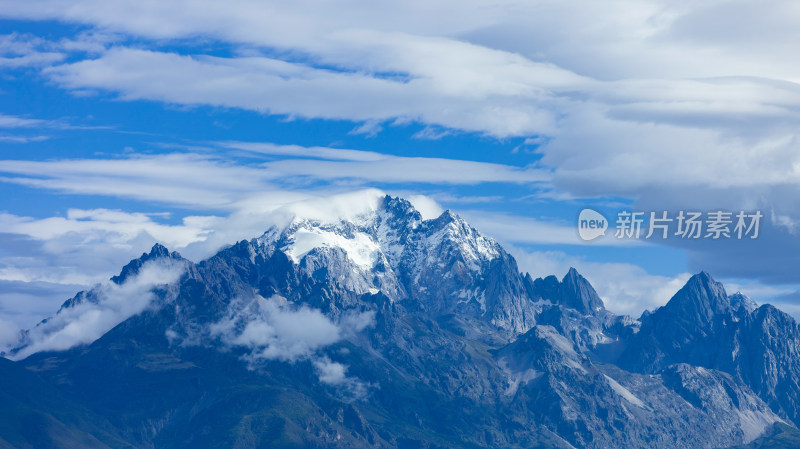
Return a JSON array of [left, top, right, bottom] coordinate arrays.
[[737, 410, 779, 443], [603, 374, 646, 409], [498, 357, 542, 396], [283, 227, 380, 270]]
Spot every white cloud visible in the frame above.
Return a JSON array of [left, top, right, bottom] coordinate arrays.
[[221, 141, 386, 162], [14, 30, 799, 230], [0, 209, 214, 248], [313, 356, 370, 398], [6, 0, 798, 81], [460, 0, 800, 81], [722, 280, 797, 303], [262, 156, 548, 185], [0, 112, 110, 145], [0, 153, 277, 208], [541, 105, 800, 197], [43, 47, 566, 137], [0, 113, 49, 128], [4, 0, 795, 203], [206, 294, 374, 389], [0, 135, 50, 143], [213, 295, 344, 362], [405, 195, 443, 220], [0, 209, 216, 288], [0, 147, 548, 218], [3, 0, 800, 148], [313, 357, 349, 385], [0, 33, 65, 67], [8, 258, 186, 359], [5, 2, 799, 218]]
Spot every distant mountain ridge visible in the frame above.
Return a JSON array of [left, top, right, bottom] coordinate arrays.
[[3, 194, 800, 448]]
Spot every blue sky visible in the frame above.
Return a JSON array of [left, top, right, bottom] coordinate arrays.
[[1, 0, 800, 335]]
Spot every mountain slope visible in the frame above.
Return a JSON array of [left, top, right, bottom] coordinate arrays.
[[0, 357, 135, 449]]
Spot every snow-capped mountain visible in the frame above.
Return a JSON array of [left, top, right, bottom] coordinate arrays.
[[237, 195, 537, 333], [3, 195, 800, 448]]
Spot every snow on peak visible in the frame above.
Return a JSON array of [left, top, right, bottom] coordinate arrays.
[[281, 221, 381, 270], [253, 195, 500, 274], [421, 210, 500, 268], [730, 292, 758, 314]]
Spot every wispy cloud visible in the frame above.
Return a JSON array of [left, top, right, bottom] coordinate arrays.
[[0, 153, 273, 208], [263, 156, 548, 185], [0, 209, 213, 247], [0, 33, 65, 68], [0, 145, 549, 210], [0, 135, 50, 143], [43, 47, 567, 137], [0, 208, 218, 296], [220, 141, 386, 162], [8, 258, 187, 359], [0, 31, 113, 69], [0, 113, 49, 128], [222, 141, 549, 184], [0, 112, 111, 144]]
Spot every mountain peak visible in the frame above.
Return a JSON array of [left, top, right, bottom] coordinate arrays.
[[647, 271, 731, 331], [149, 243, 171, 258], [111, 243, 184, 285], [380, 195, 422, 223], [558, 267, 605, 314], [524, 269, 605, 315], [729, 291, 758, 315], [439, 209, 458, 220], [682, 271, 728, 306], [427, 209, 460, 228], [695, 270, 714, 283], [564, 267, 581, 280]]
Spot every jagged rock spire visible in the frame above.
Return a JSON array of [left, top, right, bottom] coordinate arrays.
[[558, 267, 605, 314]]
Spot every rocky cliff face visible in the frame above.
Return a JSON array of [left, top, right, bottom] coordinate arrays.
[[4, 195, 800, 449]]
